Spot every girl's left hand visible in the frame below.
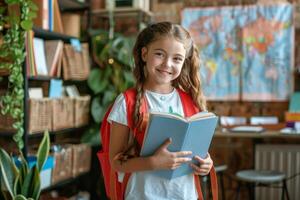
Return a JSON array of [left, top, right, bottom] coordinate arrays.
[[190, 153, 213, 176]]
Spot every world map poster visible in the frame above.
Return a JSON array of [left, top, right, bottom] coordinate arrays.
[[182, 4, 294, 101]]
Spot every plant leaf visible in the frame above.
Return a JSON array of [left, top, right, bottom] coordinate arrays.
[[91, 96, 105, 123], [36, 131, 50, 171], [102, 90, 116, 106], [0, 148, 16, 198], [30, 166, 41, 200], [13, 173, 20, 195], [10, 156, 20, 195], [20, 165, 34, 197], [18, 152, 29, 192], [13, 194, 27, 200], [87, 68, 108, 94], [20, 20, 33, 30], [5, 0, 19, 4], [80, 124, 101, 146]]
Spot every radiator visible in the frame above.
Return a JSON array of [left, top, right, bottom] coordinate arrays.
[[255, 144, 300, 200]]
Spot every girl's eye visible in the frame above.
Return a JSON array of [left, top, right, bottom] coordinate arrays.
[[154, 52, 164, 57], [174, 57, 183, 63]]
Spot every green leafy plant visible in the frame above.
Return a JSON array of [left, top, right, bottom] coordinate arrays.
[[0, 0, 37, 149], [0, 131, 50, 200], [81, 30, 135, 145]]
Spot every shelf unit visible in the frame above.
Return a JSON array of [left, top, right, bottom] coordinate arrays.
[[0, 0, 91, 152], [1, 1, 93, 197], [22, 28, 89, 158]]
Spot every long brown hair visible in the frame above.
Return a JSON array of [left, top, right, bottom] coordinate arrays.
[[132, 22, 206, 125]]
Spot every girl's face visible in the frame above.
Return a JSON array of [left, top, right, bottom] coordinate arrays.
[[141, 37, 186, 91]]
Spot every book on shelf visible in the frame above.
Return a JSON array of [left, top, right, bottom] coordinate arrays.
[[44, 40, 63, 77], [53, 0, 64, 33], [140, 111, 218, 179], [33, 0, 64, 33], [33, 37, 48, 76], [49, 79, 63, 98], [26, 30, 37, 76], [33, 0, 49, 30], [28, 87, 44, 99], [65, 85, 80, 97]]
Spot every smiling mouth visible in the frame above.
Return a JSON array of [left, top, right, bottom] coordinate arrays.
[[157, 69, 172, 75]]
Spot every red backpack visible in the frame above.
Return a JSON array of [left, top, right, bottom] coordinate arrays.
[[97, 88, 218, 200]]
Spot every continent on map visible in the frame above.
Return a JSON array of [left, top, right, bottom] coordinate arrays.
[[242, 16, 288, 54], [188, 15, 222, 49]]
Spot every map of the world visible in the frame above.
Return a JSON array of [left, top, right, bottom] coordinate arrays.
[[182, 4, 294, 101]]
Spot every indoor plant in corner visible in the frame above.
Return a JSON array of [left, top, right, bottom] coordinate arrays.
[[0, 131, 50, 200], [81, 30, 135, 145]]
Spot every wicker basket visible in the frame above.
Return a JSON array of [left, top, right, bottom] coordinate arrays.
[[62, 43, 90, 80], [74, 96, 90, 127], [0, 112, 15, 132], [0, 68, 10, 76], [52, 98, 74, 131], [51, 145, 73, 184], [0, 89, 15, 132], [72, 143, 91, 177], [28, 98, 52, 134]]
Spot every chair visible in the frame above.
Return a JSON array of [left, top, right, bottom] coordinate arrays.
[[202, 164, 228, 200], [235, 169, 290, 200]]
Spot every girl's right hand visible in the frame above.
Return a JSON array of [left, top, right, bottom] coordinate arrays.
[[151, 138, 192, 170]]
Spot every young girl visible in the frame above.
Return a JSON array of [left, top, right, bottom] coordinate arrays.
[[108, 21, 213, 200]]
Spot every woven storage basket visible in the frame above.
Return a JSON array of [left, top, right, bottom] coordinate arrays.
[[0, 89, 14, 132], [62, 43, 90, 80], [0, 112, 15, 132], [51, 145, 73, 184], [52, 98, 74, 131], [74, 95, 90, 127], [28, 98, 52, 134], [0, 68, 10, 76], [72, 143, 91, 177]]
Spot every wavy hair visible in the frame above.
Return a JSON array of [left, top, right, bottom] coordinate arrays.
[[132, 22, 206, 125]]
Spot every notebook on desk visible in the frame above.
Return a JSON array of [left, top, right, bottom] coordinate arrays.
[[230, 126, 265, 133]]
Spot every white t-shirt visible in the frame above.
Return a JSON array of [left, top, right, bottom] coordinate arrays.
[[108, 89, 198, 200]]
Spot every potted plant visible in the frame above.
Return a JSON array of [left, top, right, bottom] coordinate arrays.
[[0, 131, 50, 200], [81, 29, 135, 145]]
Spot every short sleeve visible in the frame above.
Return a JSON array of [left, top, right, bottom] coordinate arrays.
[[107, 93, 128, 126]]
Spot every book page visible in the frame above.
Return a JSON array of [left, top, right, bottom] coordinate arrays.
[[149, 111, 216, 123], [149, 111, 186, 122], [188, 112, 215, 121]]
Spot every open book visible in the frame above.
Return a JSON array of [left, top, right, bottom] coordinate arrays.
[[140, 111, 218, 179]]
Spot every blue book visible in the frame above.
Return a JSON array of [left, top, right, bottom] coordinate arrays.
[[140, 111, 218, 179], [49, 79, 63, 98]]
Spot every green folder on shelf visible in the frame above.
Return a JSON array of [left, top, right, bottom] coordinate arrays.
[[140, 111, 218, 179]]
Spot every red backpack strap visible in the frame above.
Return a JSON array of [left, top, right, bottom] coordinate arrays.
[[209, 166, 218, 200], [123, 88, 137, 130], [113, 88, 148, 200], [123, 88, 148, 144], [194, 174, 204, 200], [177, 89, 218, 200], [176, 89, 200, 117]]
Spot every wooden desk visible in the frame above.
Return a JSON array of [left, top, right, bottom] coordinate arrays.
[[210, 130, 300, 199], [214, 129, 300, 139]]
